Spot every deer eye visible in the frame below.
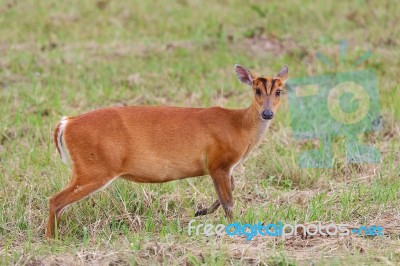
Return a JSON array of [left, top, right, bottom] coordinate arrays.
[[255, 88, 261, 96], [276, 89, 282, 97]]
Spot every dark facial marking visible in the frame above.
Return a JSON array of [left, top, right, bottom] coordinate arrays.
[[258, 78, 267, 88], [269, 79, 276, 95]]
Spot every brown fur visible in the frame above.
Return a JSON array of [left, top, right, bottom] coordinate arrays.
[[54, 122, 61, 157], [46, 65, 288, 238]]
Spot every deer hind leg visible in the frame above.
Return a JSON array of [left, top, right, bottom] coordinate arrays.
[[46, 172, 116, 239], [195, 175, 235, 217]]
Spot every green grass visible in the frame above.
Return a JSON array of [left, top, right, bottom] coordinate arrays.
[[0, 0, 399, 264]]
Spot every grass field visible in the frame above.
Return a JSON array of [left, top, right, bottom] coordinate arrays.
[[0, 0, 399, 265]]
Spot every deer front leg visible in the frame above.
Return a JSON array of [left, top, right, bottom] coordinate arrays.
[[211, 169, 234, 220], [195, 199, 220, 216], [195, 175, 235, 217]]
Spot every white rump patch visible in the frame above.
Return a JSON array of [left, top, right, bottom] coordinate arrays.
[[58, 116, 70, 164]]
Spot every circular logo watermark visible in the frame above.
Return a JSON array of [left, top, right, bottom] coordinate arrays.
[[327, 81, 370, 125]]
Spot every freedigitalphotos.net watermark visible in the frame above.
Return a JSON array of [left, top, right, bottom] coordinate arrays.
[[187, 220, 384, 240]]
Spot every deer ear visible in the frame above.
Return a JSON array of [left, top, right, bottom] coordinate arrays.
[[235, 64, 254, 86], [276, 65, 288, 82]]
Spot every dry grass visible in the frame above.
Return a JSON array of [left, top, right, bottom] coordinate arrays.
[[1, 0, 399, 265]]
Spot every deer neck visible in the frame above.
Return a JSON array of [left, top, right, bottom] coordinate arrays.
[[240, 101, 271, 149]]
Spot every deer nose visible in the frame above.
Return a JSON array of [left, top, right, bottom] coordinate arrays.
[[262, 109, 274, 120]]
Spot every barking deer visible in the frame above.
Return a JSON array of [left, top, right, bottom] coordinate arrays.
[[47, 64, 288, 238]]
